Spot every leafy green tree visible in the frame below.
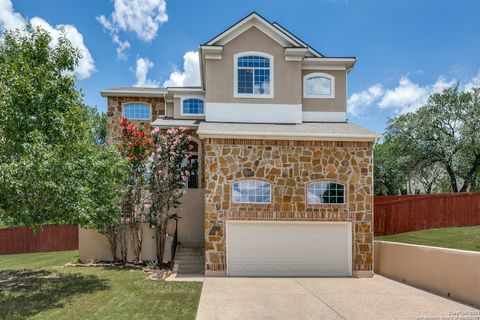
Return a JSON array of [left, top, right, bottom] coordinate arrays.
[[385, 85, 480, 192], [0, 25, 125, 231], [374, 138, 411, 195], [148, 127, 192, 263]]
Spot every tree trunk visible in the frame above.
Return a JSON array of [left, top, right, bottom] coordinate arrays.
[[129, 223, 142, 262], [459, 155, 480, 192], [445, 164, 458, 192], [155, 224, 166, 264], [119, 224, 128, 264], [105, 228, 117, 262]]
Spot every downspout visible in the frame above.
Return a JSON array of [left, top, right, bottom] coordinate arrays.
[[372, 136, 379, 276], [163, 92, 167, 117]]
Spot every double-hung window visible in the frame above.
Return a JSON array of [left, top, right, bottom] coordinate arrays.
[[123, 103, 151, 120], [307, 182, 345, 204], [235, 53, 273, 98], [232, 180, 271, 204]]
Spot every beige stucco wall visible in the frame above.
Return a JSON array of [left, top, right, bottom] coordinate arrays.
[[205, 26, 302, 105], [302, 70, 347, 113], [374, 241, 480, 307], [79, 223, 159, 262], [165, 101, 174, 118], [79, 189, 205, 262], [172, 188, 205, 246]]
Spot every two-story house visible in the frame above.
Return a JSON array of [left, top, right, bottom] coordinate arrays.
[[81, 12, 381, 278]]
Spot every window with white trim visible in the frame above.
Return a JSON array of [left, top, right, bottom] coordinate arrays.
[[232, 180, 271, 204], [182, 98, 204, 115], [307, 182, 345, 204], [303, 73, 335, 98], [123, 103, 151, 120], [235, 53, 273, 97]]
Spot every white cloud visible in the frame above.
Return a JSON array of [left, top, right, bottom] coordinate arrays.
[[347, 84, 383, 117], [97, 0, 168, 58], [0, 0, 95, 79], [379, 76, 454, 113], [163, 51, 201, 87], [134, 57, 159, 87], [465, 70, 480, 91], [0, 0, 24, 30], [348, 74, 463, 116]]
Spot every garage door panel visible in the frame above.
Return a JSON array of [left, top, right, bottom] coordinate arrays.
[[227, 222, 351, 277]]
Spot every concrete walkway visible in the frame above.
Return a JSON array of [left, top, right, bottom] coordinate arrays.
[[196, 275, 478, 320]]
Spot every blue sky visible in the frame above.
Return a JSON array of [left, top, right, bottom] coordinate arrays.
[[1, 0, 480, 134]]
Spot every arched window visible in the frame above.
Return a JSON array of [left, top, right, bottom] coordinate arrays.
[[182, 98, 204, 115], [303, 73, 335, 98], [232, 180, 271, 204], [234, 52, 273, 98], [307, 182, 345, 204], [123, 103, 151, 120]]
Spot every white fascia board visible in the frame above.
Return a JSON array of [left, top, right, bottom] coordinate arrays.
[[100, 89, 167, 97], [302, 112, 346, 122], [303, 57, 357, 70], [167, 87, 205, 93], [198, 130, 381, 142], [205, 102, 302, 124]]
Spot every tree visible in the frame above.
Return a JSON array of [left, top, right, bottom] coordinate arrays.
[[148, 127, 192, 263], [374, 138, 411, 195], [385, 85, 480, 192], [0, 25, 125, 233], [80, 111, 128, 261], [117, 118, 152, 263]]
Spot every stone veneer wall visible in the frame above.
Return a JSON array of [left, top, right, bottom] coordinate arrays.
[[106, 96, 165, 142], [203, 138, 374, 275]]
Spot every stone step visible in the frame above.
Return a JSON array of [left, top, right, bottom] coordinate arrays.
[[174, 262, 204, 268], [176, 268, 204, 274], [173, 246, 205, 275], [175, 253, 204, 258]]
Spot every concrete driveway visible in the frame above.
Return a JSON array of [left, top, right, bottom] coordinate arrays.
[[196, 275, 478, 320]]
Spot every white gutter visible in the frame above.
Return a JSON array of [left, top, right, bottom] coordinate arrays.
[[100, 89, 167, 97]]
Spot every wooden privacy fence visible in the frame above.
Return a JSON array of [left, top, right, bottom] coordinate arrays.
[[0, 225, 78, 255], [374, 192, 480, 236]]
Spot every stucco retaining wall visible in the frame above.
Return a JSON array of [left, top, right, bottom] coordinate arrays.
[[79, 189, 204, 262], [374, 240, 480, 307]]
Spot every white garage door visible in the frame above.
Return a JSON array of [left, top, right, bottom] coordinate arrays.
[[226, 221, 352, 277]]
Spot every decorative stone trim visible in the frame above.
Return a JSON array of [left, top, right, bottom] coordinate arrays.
[[227, 210, 353, 221], [205, 263, 226, 271]]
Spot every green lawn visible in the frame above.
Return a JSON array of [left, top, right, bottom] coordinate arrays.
[[0, 251, 202, 320], [376, 226, 480, 252]]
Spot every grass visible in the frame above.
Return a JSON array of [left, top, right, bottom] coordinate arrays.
[[376, 226, 480, 252], [0, 251, 202, 320]]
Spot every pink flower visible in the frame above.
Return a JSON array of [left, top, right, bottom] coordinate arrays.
[[151, 127, 160, 135]]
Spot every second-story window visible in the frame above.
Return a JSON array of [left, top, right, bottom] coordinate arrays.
[[303, 73, 335, 99], [182, 98, 204, 115], [123, 103, 151, 120], [235, 52, 273, 98]]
